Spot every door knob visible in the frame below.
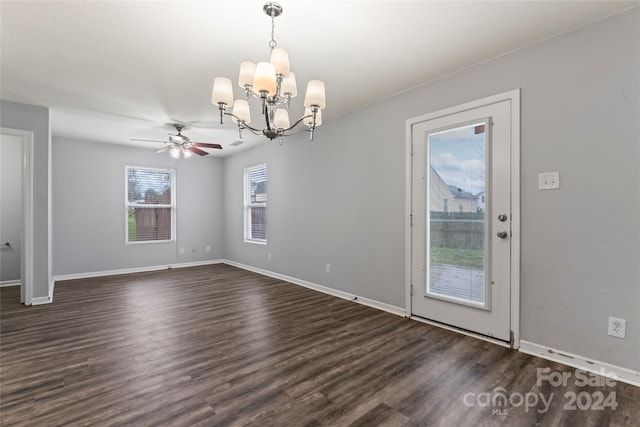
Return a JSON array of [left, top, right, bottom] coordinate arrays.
[[497, 230, 508, 239]]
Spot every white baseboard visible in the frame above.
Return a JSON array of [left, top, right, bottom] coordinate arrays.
[[31, 295, 53, 305], [223, 260, 406, 317], [519, 340, 640, 388], [0, 280, 53, 305], [53, 259, 224, 282], [49, 276, 56, 303], [25, 278, 56, 305], [0, 280, 21, 287]]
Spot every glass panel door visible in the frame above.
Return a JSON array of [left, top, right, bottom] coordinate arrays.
[[427, 122, 488, 308], [410, 94, 515, 342]]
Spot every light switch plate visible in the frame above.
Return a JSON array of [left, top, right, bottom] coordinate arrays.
[[538, 171, 560, 190]]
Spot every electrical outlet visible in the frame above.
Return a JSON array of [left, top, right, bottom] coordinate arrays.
[[325, 264, 331, 274], [192, 246, 196, 253], [268, 252, 272, 261], [608, 317, 626, 339], [206, 245, 211, 253]]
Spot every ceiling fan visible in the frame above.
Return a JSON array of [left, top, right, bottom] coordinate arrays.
[[131, 124, 222, 158]]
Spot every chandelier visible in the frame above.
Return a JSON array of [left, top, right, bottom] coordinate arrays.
[[211, 2, 326, 144]]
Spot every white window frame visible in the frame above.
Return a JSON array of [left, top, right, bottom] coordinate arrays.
[[244, 163, 267, 244], [125, 165, 176, 244]]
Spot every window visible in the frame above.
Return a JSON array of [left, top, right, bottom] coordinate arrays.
[[126, 166, 176, 243], [244, 163, 267, 243]]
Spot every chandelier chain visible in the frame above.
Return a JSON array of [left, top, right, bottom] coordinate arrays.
[[269, 15, 277, 49]]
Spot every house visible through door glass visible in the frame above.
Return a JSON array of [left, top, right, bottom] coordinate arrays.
[[427, 123, 486, 305]]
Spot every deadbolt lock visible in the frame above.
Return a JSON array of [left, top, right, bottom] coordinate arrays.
[[498, 214, 508, 222]]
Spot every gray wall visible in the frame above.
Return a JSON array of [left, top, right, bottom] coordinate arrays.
[[0, 100, 51, 299], [223, 8, 640, 371], [0, 134, 23, 281], [52, 137, 225, 275], [223, 107, 406, 306]]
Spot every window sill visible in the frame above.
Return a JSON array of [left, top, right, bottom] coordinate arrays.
[[244, 239, 267, 245], [126, 239, 175, 245]]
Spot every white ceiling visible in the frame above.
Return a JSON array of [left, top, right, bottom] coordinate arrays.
[[1, 1, 637, 157]]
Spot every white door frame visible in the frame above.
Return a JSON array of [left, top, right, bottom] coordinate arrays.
[[1, 127, 34, 305], [404, 89, 521, 347]]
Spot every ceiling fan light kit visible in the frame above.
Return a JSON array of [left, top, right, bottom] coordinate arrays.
[[211, 2, 326, 144]]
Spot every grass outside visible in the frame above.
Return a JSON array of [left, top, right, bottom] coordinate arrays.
[[128, 215, 136, 241], [430, 246, 484, 268]]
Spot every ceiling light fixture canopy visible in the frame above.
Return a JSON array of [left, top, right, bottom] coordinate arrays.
[[211, 2, 326, 144]]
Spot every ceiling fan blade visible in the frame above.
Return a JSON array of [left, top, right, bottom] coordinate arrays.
[[131, 138, 167, 143], [192, 142, 223, 149], [187, 146, 208, 156]]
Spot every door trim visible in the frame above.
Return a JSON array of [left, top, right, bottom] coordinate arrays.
[[1, 127, 34, 305], [404, 89, 520, 347]]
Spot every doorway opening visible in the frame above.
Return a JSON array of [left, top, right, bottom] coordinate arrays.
[[0, 128, 34, 305]]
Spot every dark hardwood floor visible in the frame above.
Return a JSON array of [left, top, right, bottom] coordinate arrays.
[[1, 264, 638, 426]]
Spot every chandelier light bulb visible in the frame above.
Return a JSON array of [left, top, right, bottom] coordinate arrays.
[[211, 77, 234, 106], [238, 61, 257, 89], [281, 72, 297, 97], [274, 109, 290, 129], [253, 62, 277, 96], [232, 99, 251, 124], [304, 80, 326, 109], [270, 48, 291, 77]]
